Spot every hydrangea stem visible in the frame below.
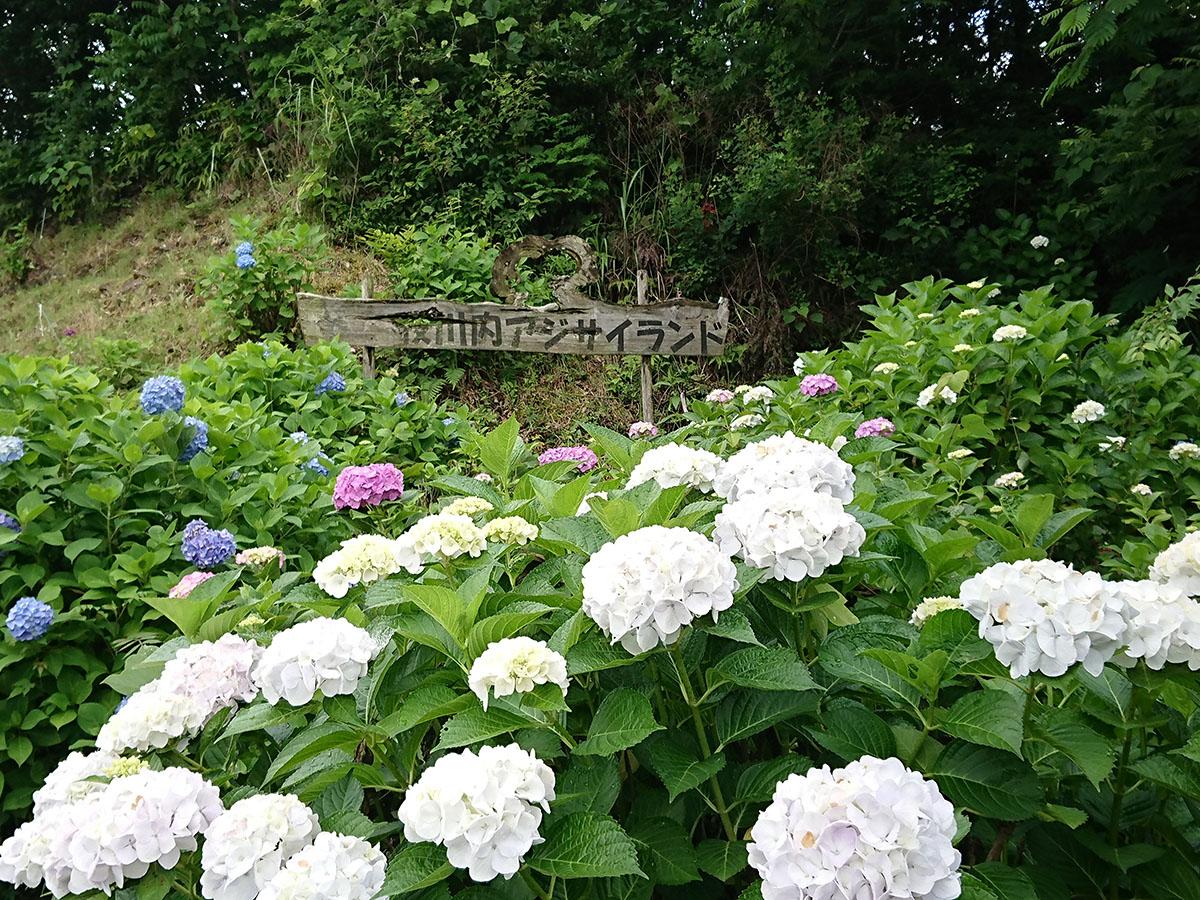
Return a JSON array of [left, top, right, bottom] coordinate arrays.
[[668, 642, 737, 841], [520, 867, 552, 900]]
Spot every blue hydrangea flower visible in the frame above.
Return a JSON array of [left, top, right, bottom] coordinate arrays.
[[395, 391, 411, 407], [235, 241, 254, 256], [115, 696, 129, 713], [0, 511, 20, 561], [315, 372, 346, 396], [289, 431, 309, 444], [235, 253, 256, 269], [180, 416, 209, 462], [6, 597, 52, 641], [443, 416, 456, 427], [181, 519, 237, 568], [140, 376, 186, 414], [305, 458, 330, 477], [0, 435, 24, 464]]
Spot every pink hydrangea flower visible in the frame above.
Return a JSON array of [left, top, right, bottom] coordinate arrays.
[[706, 388, 735, 403], [538, 446, 598, 472], [333, 462, 405, 510], [235, 546, 286, 568], [799, 374, 839, 397], [169, 571, 215, 598], [855, 417, 896, 438], [628, 421, 658, 439]]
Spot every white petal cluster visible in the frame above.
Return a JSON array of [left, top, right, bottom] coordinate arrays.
[[253, 617, 380, 706], [469, 637, 569, 709], [1070, 400, 1106, 423], [958, 308, 981, 318], [959, 559, 1128, 677], [1, 768, 222, 897], [1111, 580, 1200, 670], [946, 448, 973, 460], [993, 471, 1025, 489], [1030, 234, 1050, 248], [743, 385, 774, 403], [627, 443, 724, 493], [98, 635, 260, 753], [731, 413, 764, 430], [992, 324, 1028, 342], [748, 756, 960, 900], [576, 491, 608, 515], [396, 512, 487, 565], [483, 516, 539, 545], [1150, 531, 1200, 597], [1169, 441, 1200, 461], [910, 596, 965, 627], [200, 794, 320, 900], [32, 751, 121, 813], [917, 383, 958, 408], [398, 744, 555, 882], [714, 488, 865, 582], [444, 496, 495, 516], [313, 534, 414, 598], [1131, 483, 1153, 497], [1100, 436, 1127, 452], [714, 432, 855, 504], [258, 832, 386, 900], [952, 343, 973, 352], [872, 362, 900, 374], [582, 526, 738, 653]]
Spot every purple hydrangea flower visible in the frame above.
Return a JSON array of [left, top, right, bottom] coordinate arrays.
[[140, 376, 186, 414], [333, 463, 405, 510], [7, 597, 52, 641], [180, 416, 209, 462], [181, 519, 236, 568], [855, 417, 896, 439], [315, 372, 346, 396], [235, 253, 256, 269], [305, 458, 330, 477], [63, 327, 77, 337], [628, 421, 659, 439], [538, 445, 598, 472], [235, 241, 254, 256], [395, 391, 411, 407], [799, 374, 839, 397], [0, 511, 18, 561], [0, 435, 24, 464]]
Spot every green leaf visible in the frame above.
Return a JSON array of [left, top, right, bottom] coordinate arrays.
[[475, 418, 523, 480], [554, 756, 621, 816], [1033, 708, 1114, 787], [575, 688, 663, 756], [809, 699, 897, 761], [700, 606, 761, 645], [1076, 668, 1136, 727], [467, 602, 552, 658], [403, 585, 468, 648], [589, 497, 641, 539], [820, 624, 922, 712], [695, 840, 749, 881], [144, 570, 238, 638], [929, 743, 1042, 820], [565, 632, 645, 675], [734, 755, 812, 805], [1012, 494, 1054, 544], [638, 733, 725, 801], [434, 704, 536, 751], [707, 646, 819, 694], [379, 843, 455, 895], [967, 863, 1038, 900], [716, 690, 817, 749], [528, 813, 643, 879], [935, 690, 1024, 756], [1130, 754, 1200, 802], [630, 818, 700, 884], [264, 722, 360, 784], [376, 686, 473, 738]]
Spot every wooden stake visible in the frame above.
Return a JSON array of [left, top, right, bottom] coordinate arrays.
[[637, 269, 653, 423], [360, 275, 376, 379]]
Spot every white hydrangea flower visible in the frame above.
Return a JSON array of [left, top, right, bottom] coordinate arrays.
[[483, 516, 539, 545], [469, 637, 569, 709], [952, 343, 973, 352], [576, 491, 608, 515], [582, 526, 737, 654], [731, 413, 765, 430], [1030, 234, 1050, 248], [916, 383, 958, 408], [1150, 532, 1200, 596], [904, 340, 918, 348], [1070, 400, 1106, 423], [253, 617, 380, 707], [966, 279, 985, 289], [1169, 441, 1200, 461], [96, 688, 210, 753], [917, 312, 934, 320], [627, 443, 723, 493], [959, 559, 1128, 677], [733, 384, 753, 395], [958, 308, 982, 318], [742, 385, 774, 404], [0, 806, 73, 890], [398, 744, 555, 882], [396, 512, 487, 565], [1131, 483, 1153, 497], [474, 472, 494, 482], [1054, 256, 1066, 265], [748, 756, 960, 900], [200, 794, 320, 900], [1100, 436, 1127, 452], [714, 488, 865, 583], [1110, 580, 1200, 670], [313, 534, 414, 598], [992, 324, 1028, 342], [910, 596, 965, 627], [946, 448, 974, 460], [257, 832, 386, 900], [714, 432, 855, 504], [31, 751, 120, 814], [993, 471, 1025, 489], [444, 496, 495, 516], [50, 768, 223, 897], [792, 355, 805, 376], [872, 362, 900, 375]]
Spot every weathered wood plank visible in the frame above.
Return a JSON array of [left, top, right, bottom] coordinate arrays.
[[296, 293, 730, 357]]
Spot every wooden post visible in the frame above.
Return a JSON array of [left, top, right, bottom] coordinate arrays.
[[360, 275, 375, 379], [636, 269, 653, 423]]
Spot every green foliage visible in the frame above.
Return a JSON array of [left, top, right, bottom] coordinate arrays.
[[0, 226, 32, 286], [198, 217, 326, 341]]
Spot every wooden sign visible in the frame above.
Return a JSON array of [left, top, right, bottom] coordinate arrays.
[[297, 235, 729, 358]]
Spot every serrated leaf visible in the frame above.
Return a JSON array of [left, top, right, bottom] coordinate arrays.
[[528, 813, 644, 879], [404, 584, 468, 648], [575, 689, 663, 755], [716, 690, 816, 749], [1033, 708, 1114, 787], [379, 842, 454, 895], [809, 699, 897, 761], [554, 756, 620, 816], [629, 818, 699, 884], [434, 704, 536, 751], [707, 646, 819, 694], [1130, 753, 1200, 802], [220, 700, 306, 741], [695, 840, 749, 880], [734, 755, 812, 805], [264, 722, 360, 784], [929, 743, 1042, 820], [967, 863, 1038, 900], [376, 686, 473, 738], [565, 632, 644, 675], [467, 602, 552, 658], [638, 733, 725, 801], [700, 606, 761, 645], [935, 690, 1024, 756]]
